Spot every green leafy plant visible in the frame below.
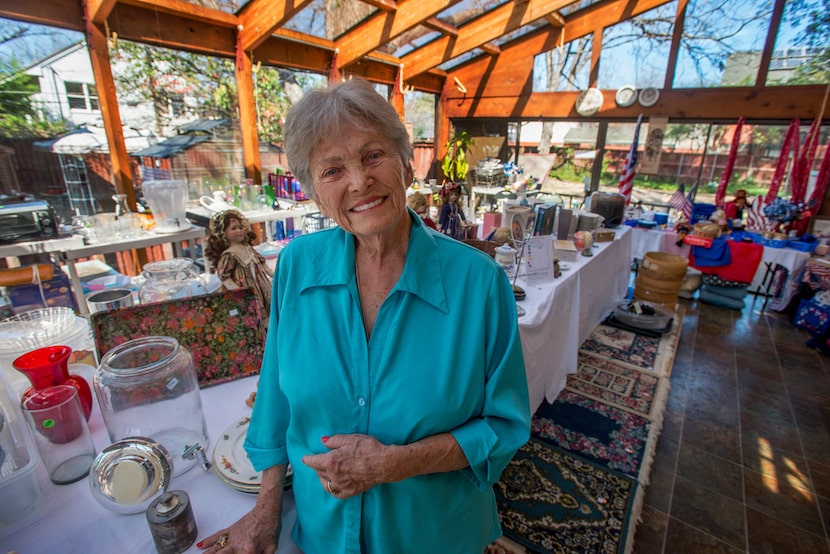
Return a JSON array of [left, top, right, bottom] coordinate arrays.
[[441, 129, 474, 184]]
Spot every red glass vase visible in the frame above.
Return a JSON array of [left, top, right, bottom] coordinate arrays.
[[13, 345, 93, 420]]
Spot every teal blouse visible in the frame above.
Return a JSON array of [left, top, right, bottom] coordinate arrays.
[[245, 210, 530, 553]]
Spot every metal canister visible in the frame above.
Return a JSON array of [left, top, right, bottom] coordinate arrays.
[[146, 490, 197, 554]]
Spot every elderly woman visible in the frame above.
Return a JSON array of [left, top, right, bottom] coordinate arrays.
[[200, 78, 529, 553]]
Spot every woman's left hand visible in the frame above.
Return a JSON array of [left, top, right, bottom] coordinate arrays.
[[301, 434, 398, 499]]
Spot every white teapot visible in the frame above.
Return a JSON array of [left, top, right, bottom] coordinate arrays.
[[200, 191, 232, 212]]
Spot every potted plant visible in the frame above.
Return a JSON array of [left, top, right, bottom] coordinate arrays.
[[441, 129, 474, 188]]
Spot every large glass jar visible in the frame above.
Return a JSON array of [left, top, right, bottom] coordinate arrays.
[[139, 258, 207, 304], [93, 336, 208, 476]]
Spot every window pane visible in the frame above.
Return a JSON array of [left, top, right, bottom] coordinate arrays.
[[65, 81, 84, 94], [768, 0, 830, 85], [674, 0, 773, 88], [533, 36, 593, 92], [599, 2, 676, 90]]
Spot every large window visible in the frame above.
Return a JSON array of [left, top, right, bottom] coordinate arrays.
[[674, 0, 774, 87], [768, 0, 830, 85], [533, 36, 593, 92], [598, 2, 676, 90]]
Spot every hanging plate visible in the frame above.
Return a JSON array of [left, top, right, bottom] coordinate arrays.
[[638, 87, 660, 107], [615, 85, 638, 108], [574, 88, 604, 116]]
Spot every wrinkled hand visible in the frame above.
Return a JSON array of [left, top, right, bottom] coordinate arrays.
[[302, 434, 396, 499], [198, 505, 281, 554]]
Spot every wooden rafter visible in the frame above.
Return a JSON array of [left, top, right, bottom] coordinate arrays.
[[423, 17, 458, 37], [237, 0, 314, 53], [87, 0, 116, 25], [545, 12, 566, 27], [401, 0, 573, 78], [359, 0, 398, 12], [335, 0, 459, 69], [119, 0, 238, 28]]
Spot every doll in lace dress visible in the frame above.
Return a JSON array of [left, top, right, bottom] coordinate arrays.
[[205, 209, 273, 324]]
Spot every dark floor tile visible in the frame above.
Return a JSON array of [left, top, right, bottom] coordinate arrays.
[[653, 436, 679, 472], [644, 466, 673, 514], [807, 459, 830, 500], [819, 495, 830, 541], [670, 476, 746, 549], [743, 467, 825, 537], [746, 507, 830, 554], [738, 388, 793, 423], [682, 415, 742, 463], [792, 405, 830, 464], [676, 443, 743, 502], [632, 505, 668, 554], [736, 374, 790, 405], [663, 517, 745, 554], [735, 351, 782, 382], [740, 410, 804, 457]]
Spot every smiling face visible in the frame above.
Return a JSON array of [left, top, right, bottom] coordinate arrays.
[[310, 125, 412, 239]]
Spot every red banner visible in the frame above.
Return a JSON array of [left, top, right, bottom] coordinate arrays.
[[791, 117, 821, 204], [715, 117, 744, 207], [766, 119, 800, 205]]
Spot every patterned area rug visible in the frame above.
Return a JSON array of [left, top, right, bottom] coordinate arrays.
[[494, 439, 637, 554], [567, 353, 663, 419], [492, 309, 684, 554], [531, 390, 651, 478]]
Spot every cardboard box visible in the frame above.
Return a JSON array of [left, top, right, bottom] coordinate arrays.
[[553, 240, 579, 262]]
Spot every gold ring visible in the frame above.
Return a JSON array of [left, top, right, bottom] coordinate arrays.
[[327, 480, 338, 496], [217, 535, 228, 548]]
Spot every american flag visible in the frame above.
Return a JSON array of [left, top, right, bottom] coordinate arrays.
[[668, 183, 694, 222], [618, 114, 643, 205]]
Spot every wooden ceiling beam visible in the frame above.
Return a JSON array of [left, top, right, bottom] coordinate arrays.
[[545, 12, 566, 27], [119, 0, 238, 28], [108, 3, 237, 58], [401, 0, 573, 78], [335, 0, 459, 68], [423, 17, 458, 37], [443, 86, 830, 121], [480, 42, 501, 56], [237, 0, 314, 52], [0, 0, 85, 32]]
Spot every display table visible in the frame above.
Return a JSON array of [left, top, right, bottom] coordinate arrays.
[[0, 375, 301, 554], [629, 227, 689, 262], [517, 226, 632, 413], [0, 235, 85, 261], [59, 227, 206, 315]]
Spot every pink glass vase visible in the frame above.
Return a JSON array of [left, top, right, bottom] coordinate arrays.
[[13, 345, 93, 420]]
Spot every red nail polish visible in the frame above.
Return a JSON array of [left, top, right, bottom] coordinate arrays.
[[321, 436, 330, 443], [196, 541, 203, 548]]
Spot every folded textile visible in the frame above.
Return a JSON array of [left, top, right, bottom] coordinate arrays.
[[691, 238, 731, 267], [699, 288, 746, 310], [702, 274, 749, 288]]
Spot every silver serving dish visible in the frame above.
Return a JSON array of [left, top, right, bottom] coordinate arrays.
[[614, 300, 673, 330], [89, 437, 171, 515]]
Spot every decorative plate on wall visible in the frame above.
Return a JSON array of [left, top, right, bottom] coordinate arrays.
[[615, 85, 638, 108], [638, 87, 660, 107], [574, 88, 604, 116]]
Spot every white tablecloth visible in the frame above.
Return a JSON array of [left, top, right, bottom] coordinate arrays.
[[1, 375, 301, 554], [749, 246, 812, 293], [518, 226, 632, 413]]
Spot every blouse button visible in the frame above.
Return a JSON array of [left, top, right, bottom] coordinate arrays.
[[358, 397, 366, 407]]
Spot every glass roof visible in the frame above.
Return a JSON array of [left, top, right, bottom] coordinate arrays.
[[283, 0, 379, 41]]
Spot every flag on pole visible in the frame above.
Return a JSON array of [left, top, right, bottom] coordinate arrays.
[[669, 183, 695, 222], [618, 114, 643, 205]]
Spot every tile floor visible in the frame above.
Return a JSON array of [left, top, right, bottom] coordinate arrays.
[[632, 295, 830, 553]]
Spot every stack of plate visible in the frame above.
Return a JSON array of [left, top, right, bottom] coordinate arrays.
[[577, 212, 603, 232], [212, 415, 292, 494]]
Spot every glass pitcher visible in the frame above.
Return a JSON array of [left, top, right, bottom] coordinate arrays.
[[138, 258, 207, 305]]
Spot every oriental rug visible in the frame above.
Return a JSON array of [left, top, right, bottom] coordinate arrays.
[[491, 309, 684, 554]]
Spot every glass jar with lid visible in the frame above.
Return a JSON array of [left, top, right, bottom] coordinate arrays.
[[138, 258, 207, 305], [93, 336, 209, 476]]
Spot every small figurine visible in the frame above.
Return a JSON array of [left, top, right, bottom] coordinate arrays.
[[205, 209, 273, 324], [725, 189, 748, 222], [407, 192, 438, 230], [438, 183, 467, 239]]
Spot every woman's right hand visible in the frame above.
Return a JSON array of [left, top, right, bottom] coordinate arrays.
[[198, 505, 281, 554]]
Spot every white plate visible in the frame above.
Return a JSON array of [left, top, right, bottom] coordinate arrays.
[[559, 263, 571, 271], [615, 85, 638, 108], [638, 87, 660, 107], [212, 416, 293, 490]]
